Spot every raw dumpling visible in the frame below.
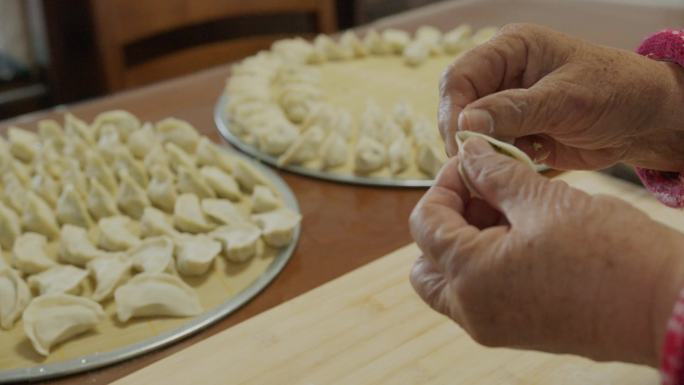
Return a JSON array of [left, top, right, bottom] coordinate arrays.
[[140, 207, 181, 238], [64, 112, 95, 145], [97, 216, 140, 251], [195, 137, 232, 173], [59, 225, 105, 267], [62, 159, 89, 198], [114, 146, 148, 187], [155, 118, 200, 153], [2, 172, 27, 213], [143, 143, 170, 170], [388, 134, 412, 175], [175, 235, 221, 276], [176, 165, 216, 199], [201, 198, 247, 225], [56, 184, 94, 228], [443, 24, 472, 54], [38, 119, 65, 151], [92, 109, 140, 141], [251, 208, 302, 248], [210, 223, 261, 263], [147, 164, 177, 212], [127, 122, 156, 159], [415, 140, 447, 178], [114, 273, 202, 322], [251, 186, 280, 213], [382, 29, 411, 53], [258, 121, 299, 156], [403, 41, 430, 66], [363, 29, 392, 55], [23, 294, 104, 356], [415, 25, 443, 55], [354, 136, 386, 174], [85, 149, 118, 193], [200, 166, 241, 201], [117, 170, 150, 219], [63, 135, 90, 167], [313, 34, 352, 61], [165, 142, 196, 172], [87, 178, 120, 220], [278, 126, 325, 166], [8, 127, 40, 162], [0, 202, 20, 250], [320, 131, 348, 169], [96, 124, 122, 163], [27, 265, 89, 296], [31, 169, 60, 207], [393, 102, 414, 134], [339, 30, 367, 57], [232, 157, 268, 193], [22, 192, 60, 240], [128, 236, 175, 274], [0, 267, 31, 329], [173, 193, 215, 233], [12, 233, 56, 274], [87, 254, 132, 302]]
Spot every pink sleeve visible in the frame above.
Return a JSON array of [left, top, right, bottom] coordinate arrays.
[[635, 29, 684, 208]]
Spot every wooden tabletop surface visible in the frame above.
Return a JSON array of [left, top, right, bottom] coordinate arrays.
[[3, 1, 682, 383]]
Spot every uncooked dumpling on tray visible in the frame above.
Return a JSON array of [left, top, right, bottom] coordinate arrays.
[[0, 110, 301, 357], [221, 24, 499, 184]]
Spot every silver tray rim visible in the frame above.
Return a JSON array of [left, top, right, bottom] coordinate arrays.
[[215, 92, 548, 187], [0, 146, 301, 384]]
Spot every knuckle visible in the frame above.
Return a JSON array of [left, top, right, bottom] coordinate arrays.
[[498, 23, 539, 40]]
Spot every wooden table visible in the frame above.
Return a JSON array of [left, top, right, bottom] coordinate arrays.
[[2, 1, 682, 383]]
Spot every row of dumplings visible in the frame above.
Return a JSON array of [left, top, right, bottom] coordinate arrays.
[[0, 110, 302, 356]]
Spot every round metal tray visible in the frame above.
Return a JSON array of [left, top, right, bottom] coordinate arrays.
[[215, 92, 548, 186], [0, 148, 301, 384]]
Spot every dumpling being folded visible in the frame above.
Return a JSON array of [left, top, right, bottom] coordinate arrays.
[[173, 193, 215, 233], [128, 236, 175, 274], [140, 207, 181, 239], [176, 165, 216, 199], [87, 178, 120, 220], [92, 109, 140, 141], [175, 235, 221, 276], [232, 157, 267, 193], [155, 118, 200, 153], [116, 170, 150, 219], [0, 267, 31, 329], [200, 166, 240, 201], [354, 136, 386, 174], [114, 146, 148, 187], [210, 223, 261, 263], [201, 198, 247, 226], [0, 202, 20, 250], [8, 127, 40, 163], [147, 164, 177, 212], [195, 137, 232, 173], [56, 184, 94, 229], [251, 186, 280, 213], [85, 149, 118, 193], [251, 207, 302, 248], [12, 232, 56, 274], [22, 192, 60, 240], [27, 265, 89, 296], [59, 225, 105, 267], [97, 216, 140, 251], [23, 294, 104, 356], [87, 254, 132, 302], [127, 122, 156, 159], [114, 273, 202, 322]]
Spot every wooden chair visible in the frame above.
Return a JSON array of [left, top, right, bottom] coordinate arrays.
[[90, 0, 337, 91]]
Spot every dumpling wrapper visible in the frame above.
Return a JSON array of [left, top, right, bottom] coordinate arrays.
[[251, 185, 280, 213], [56, 184, 95, 229], [0, 267, 31, 329], [87, 253, 132, 302], [59, 225, 106, 267], [200, 166, 241, 201], [27, 265, 89, 296], [455, 131, 536, 196], [128, 236, 175, 274], [97, 216, 141, 251], [0, 201, 20, 250], [114, 273, 202, 322], [140, 207, 181, 239], [175, 235, 221, 276], [251, 207, 302, 248], [174, 193, 215, 233], [201, 198, 247, 226], [210, 223, 261, 263], [23, 293, 105, 356], [12, 232, 56, 274]]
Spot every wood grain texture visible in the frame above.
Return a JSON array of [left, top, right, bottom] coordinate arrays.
[[112, 171, 679, 385]]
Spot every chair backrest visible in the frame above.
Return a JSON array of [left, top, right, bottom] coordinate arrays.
[[90, 0, 336, 91]]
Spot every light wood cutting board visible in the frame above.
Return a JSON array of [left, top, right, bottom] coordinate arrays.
[[114, 171, 680, 385]]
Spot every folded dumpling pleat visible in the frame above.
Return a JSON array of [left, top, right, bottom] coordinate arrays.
[[114, 146, 148, 187], [85, 150, 118, 193], [22, 192, 60, 240], [0, 202, 20, 250], [175, 235, 221, 276], [92, 109, 140, 142], [87, 178, 120, 220], [31, 168, 60, 207], [200, 166, 240, 201], [251, 207, 302, 248], [0, 267, 31, 329], [56, 184, 94, 229], [8, 127, 40, 163], [87, 254, 132, 302], [128, 236, 175, 274], [127, 122, 156, 159], [27, 265, 89, 296], [200, 198, 247, 226], [155, 118, 200, 153], [176, 165, 216, 199], [97, 216, 140, 251], [196, 138, 232, 173], [12, 232, 56, 274], [114, 273, 202, 322], [251, 186, 280, 213], [116, 170, 150, 219], [140, 207, 181, 239], [59, 225, 106, 267], [147, 164, 177, 212], [210, 223, 261, 263], [23, 294, 104, 356], [165, 142, 196, 172], [173, 193, 215, 233], [232, 157, 268, 193], [354, 136, 386, 174], [64, 112, 96, 145]]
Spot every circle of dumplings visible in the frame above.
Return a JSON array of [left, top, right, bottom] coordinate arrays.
[[0, 110, 301, 360], [219, 25, 499, 186]]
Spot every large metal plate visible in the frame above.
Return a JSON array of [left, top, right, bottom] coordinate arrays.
[[215, 92, 548, 187], [0, 147, 301, 383]]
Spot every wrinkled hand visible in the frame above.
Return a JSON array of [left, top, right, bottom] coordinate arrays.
[[439, 23, 684, 171], [409, 137, 684, 366]]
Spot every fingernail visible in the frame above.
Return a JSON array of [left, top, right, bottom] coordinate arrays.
[[462, 137, 494, 155], [458, 109, 494, 134]]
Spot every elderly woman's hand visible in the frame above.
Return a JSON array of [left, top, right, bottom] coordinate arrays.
[[409, 137, 684, 366], [439, 23, 684, 171]]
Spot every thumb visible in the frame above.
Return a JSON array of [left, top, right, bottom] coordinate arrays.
[[459, 137, 547, 217]]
